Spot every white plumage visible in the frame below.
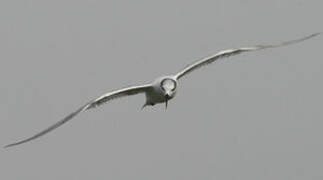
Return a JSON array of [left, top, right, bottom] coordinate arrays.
[[5, 33, 320, 148]]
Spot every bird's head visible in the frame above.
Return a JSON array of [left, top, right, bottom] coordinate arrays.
[[160, 78, 177, 109]]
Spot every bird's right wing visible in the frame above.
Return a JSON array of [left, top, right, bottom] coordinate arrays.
[[5, 84, 152, 148], [175, 33, 320, 80]]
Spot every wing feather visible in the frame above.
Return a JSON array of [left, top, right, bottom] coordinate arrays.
[[175, 33, 320, 79], [4, 84, 151, 148]]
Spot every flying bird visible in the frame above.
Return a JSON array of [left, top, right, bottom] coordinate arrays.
[[5, 33, 320, 148]]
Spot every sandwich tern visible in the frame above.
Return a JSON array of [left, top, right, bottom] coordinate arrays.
[[5, 33, 320, 148]]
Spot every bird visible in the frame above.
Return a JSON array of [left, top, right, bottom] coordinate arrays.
[[4, 33, 320, 148]]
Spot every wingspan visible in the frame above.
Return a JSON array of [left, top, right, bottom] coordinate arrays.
[[4, 84, 152, 148], [175, 33, 320, 79]]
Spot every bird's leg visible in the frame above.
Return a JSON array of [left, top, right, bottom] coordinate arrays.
[[141, 103, 147, 110], [141, 102, 155, 110]]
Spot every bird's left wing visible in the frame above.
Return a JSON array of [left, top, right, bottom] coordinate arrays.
[[5, 84, 152, 148], [175, 33, 320, 80]]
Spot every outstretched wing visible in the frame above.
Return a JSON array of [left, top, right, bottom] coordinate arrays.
[[5, 84, 152, 148], [175, 33, 320, 80]]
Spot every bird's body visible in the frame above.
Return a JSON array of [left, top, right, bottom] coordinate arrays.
[[144, 76, 178, 107], [5, 33, 320, 148]]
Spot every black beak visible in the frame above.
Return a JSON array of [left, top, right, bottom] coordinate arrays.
[[165, 94, 170, 110]]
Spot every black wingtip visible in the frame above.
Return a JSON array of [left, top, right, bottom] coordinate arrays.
[[4, 144, 13, 149], [309, 32, 321, 38], [4, 142, 20, 148], [3, 137, 34, 148]]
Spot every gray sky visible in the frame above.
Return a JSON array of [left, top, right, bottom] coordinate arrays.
[[0, 0, 322, 179]]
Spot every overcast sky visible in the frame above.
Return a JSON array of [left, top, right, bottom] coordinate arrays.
[[0, 0, 322, 179]]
